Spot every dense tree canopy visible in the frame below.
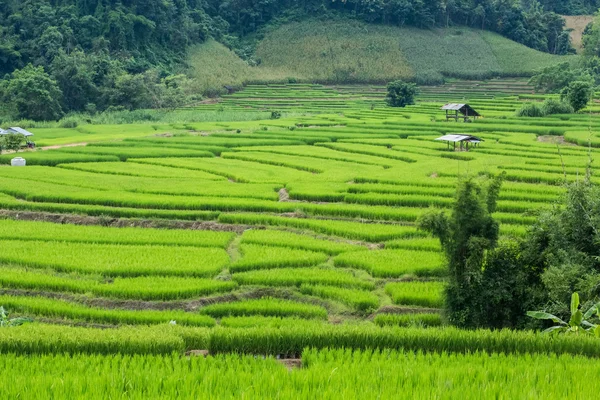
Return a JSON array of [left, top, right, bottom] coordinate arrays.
[[0, 0, 583, 119]]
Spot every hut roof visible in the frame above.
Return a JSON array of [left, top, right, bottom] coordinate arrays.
[[5, 127, 34, 137], [441, 103, 481, 117], [435, 134, 484, 143]]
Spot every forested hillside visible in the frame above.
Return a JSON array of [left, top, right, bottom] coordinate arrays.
[[189, 21, 576, 92], [0, 0, 591, 120]]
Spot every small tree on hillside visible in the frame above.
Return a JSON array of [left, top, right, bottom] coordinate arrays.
[[385, 80, 418, 107], [561, 80, 593, 112], [418, 175, 502, 327], [2, 134, 24, 152], [5, 64, 64, 121]]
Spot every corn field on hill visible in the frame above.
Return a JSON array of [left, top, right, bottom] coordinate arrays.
[[188, 19, 578, 93]]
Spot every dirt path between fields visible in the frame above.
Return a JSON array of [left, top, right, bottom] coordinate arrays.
[[41, 142, 88, 150], [0, 210, 254, 233]]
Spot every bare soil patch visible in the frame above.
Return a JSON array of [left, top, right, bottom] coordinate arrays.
[[278, 358, 302, 370], [278, 188, 290, 202], [563, 15, 594, 53], [186, 350, 210, 357], [41, 142, 88, 150], [537, 135, 577, 146]]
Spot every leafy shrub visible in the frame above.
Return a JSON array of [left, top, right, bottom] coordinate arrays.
[[542, 99, 573, 115], [59, 118, 79, 128], [561, 80, 593, 112], [385, 80, 418, 107], [516, 103, 545, 117]]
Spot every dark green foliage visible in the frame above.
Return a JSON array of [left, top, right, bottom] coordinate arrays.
[[528, 292, 600, 335], [517, 99, 574, 117], [539, 0, 600, 14], [542, 98, 574, 115], [418, 174, 540, 329], [583, 13, 600, 58], [1, 134, 24, 152], [418, 176, 501, 327], [478, 240, 542, 329], [561, 80, 593, 112], [529, 62, 591, 93], [385, 80, 417, 108], [0, 0, 577, 119], [3, 65, 63, 121], [516, 103, 546, 117], [522, 181, 600, 319]]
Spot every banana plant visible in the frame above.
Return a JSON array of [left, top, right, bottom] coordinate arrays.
[[0, 306, 32, 327], [527, 293, 600, 336]]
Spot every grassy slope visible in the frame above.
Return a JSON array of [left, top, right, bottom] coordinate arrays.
[[188, 19, 578, 91]]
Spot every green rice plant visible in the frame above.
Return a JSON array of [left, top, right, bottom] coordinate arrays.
[[219, 214, 422, 242], [241, 229, 362, 255], [219, 316, 327, 328], [199, 298, 327, 319], [0, 192, 219, 221], [385, 281, 445, 308], [385, 237, 441, 251], [0, 295, 215, 327], [374, 313, 442, 327], [334, 249, 446, 278], [230, 244, 329, 273], [244, 145, 397, 167], [59, 161, 226, 179], [92, 277, 237, 301], [4, 349, 600, 398], [0, 240, 229, 277], [53, 146, 215, 161], [0, 323, 185, 354], [209, 324, 600, 357], [0, 219, 235, 248], [0, 168, 280, 201], [299, 284, 379, 312], [0, 152, 120, 166], [222, 152, 324, 173], [231, 267, 375, 290], [0, 268, 237, 301], [317, 142, 416, 163], [344, 193, 454, 208]]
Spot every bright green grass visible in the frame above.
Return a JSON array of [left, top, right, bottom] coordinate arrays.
[[299, 284, 379, 311], [199, 297, 328, 319], [0, 240, 229, 277], [385, 281, 445, 308], [0, 219, 235, 248], [0, 267, 238, 301], [0, 295, 216, 327], [374, 313, 443, 327], [334, 249, 446, 278], [5, 349, 600, 398], [230, 244, 329, 272], [241, 229, 362, 255]]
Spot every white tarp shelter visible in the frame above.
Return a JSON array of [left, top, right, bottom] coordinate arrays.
[[4, 127, 34, 137], [435, 134, 483, 151]]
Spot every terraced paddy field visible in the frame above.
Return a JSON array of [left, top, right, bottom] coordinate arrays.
[[4, 81, 600, 396]]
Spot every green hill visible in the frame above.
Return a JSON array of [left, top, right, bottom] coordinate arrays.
[[188, 19, 577, 93]]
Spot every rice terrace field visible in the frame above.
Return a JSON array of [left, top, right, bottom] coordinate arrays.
[[4, 79, 600, 397]]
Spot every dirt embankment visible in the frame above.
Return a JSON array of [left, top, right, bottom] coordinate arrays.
[[563, 15, 594, 53], [0, 210, 253, 234]]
